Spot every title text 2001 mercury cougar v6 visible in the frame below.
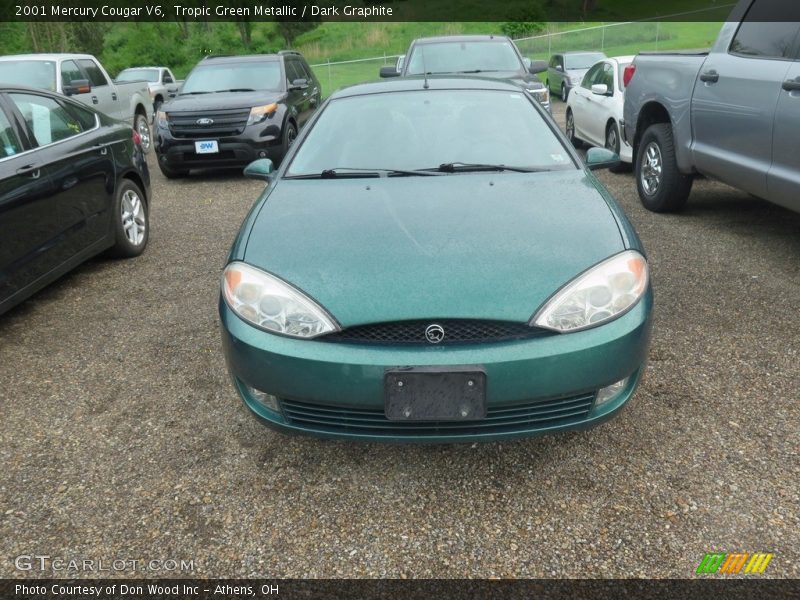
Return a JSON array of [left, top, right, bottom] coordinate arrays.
[[219, 77, 652, 442]]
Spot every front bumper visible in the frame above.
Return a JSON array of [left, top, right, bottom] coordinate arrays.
[[220, 292, 652, 442], [155, 126, 284, 170]]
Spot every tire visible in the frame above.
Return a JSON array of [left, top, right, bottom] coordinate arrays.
[[278, 121, 297, 165], [157, 160, 189, 179], [565, 109, 581, 148], [605, 121, 629, 173], [134, 112, 152, 154], [109, 179, 148, 258], [561, 82, 568, 101], [635, 123, 693, 212]]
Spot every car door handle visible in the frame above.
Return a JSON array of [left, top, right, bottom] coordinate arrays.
[[111, 92, 118, 101], [93, 144, 109, 155], [16, 164, 41, 179], [91, 95, 99, 104], [700, 70, 719, 83], [782, 78, 800, 92]]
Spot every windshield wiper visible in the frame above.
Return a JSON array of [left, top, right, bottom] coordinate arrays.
[[434, 162, 548, 173], [287, 167, 444, 179], [217, 88, 256, 92], [456, 69, 501, 74], [180, 91, 210, 95]]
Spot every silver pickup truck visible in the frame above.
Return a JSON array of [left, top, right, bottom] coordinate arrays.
[[116, 66, 183, 114], [623, 0, 800, 213], [0, 53, 153, 153]]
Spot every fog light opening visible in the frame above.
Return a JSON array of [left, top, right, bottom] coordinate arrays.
[[595, 376, 629, 407], [245, 384, 281, 413]]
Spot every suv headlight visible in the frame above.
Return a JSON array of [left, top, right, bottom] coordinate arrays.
[[248, 103, 278, 126], [222, 262, 339, 338], [156, 111, 168, 129], [531, 251, 648, 333]]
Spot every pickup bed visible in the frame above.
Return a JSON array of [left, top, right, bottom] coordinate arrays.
[[623, 0, 800, 213], [0, 53, 153, 153]]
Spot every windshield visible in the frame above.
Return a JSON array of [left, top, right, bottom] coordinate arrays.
[[286, 89, 574, 176], [406, 41, 522, 75], [181, 62, 282, 93], [0, 60, 56, 90], [117, 68, 160, 83], [565, 53, 606, 70]]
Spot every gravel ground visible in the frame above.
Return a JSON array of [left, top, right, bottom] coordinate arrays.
[[1, 98, 798, 579]]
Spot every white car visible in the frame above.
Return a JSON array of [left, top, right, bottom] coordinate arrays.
[[565, 55, 634, 166]]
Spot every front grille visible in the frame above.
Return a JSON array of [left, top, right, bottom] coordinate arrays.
[[169, 108, 250, 138], [321, 319, 550, 345], [280, 393, 596, 437]]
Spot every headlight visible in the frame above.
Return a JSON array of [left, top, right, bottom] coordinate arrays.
[[156, 111, 168, 129], [222, 262, 339, 338], [247, 103, 278, 126], [531, 251, 648, 333], [529, 87, 549, 104]]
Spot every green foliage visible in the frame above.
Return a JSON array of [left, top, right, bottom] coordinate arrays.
[[501, 4, 546, 39]]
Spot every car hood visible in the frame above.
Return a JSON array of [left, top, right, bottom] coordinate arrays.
[[162, 90, 285, 112], [242, 171, 625, 327], [566, 68, 591, 78]]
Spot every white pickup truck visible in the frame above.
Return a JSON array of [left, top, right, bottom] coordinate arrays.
[[0, 53, 153, 153], [116, 66, 183, 114]]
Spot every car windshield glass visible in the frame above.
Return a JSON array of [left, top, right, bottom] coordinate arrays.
[[565, 53, 606, 70], [286, 89, 574, 177], [117, 68, 160, 83], [406, 41, 521, 75], [0, 60, 56, 90], [181, 62, 281, 93]]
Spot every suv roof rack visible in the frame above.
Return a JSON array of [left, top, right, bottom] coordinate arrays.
[[278, 50, 302, 56]]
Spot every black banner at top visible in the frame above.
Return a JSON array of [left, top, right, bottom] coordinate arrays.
[[0, 0, 778, 23]]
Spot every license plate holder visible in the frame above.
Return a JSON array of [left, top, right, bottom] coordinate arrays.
[[384, 366, 486, 421], [195, 140, 219, 154]]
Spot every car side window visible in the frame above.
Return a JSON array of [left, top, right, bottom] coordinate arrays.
[[61, 60, 84, 87], [163, 72, 174, 84], [286, 60, 303, 85], [0, 108, 22, 160], [8, 93, 87, 146], [601, 63, 615, 93], [65, 101, 97, 131], [77, 59, 108, 87], [729, 0, 800, 59], [581, 63, 602, 89]]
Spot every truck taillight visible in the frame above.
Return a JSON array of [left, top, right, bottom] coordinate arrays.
[[132, 130, 142, 146], [623, 64, 636, 88]]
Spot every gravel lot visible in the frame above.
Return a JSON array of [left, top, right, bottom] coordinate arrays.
[[1, 98, 798, 579]]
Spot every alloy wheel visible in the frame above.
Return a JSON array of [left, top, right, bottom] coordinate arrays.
[[640, 142, 663, 196], [121, 189, 146, 246]]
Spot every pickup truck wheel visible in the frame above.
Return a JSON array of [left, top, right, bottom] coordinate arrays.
[[635, 123, 692, 212], [565, 109, 581, 148], [109, 179, 148, 258], [561, 82, 568, 101], [135, 113, 152, 154]]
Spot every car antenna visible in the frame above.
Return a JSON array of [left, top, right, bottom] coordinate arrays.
[[422, 46, 429, 89]]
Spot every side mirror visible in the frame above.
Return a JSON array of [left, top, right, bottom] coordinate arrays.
[[555, 65, 563, 72], [528, 59, 548, 74], [380, 66, 400, 78], [586, 147, 621, 171], [243, 158, 275, 181], [591, 83, 610, 96], [289, 78, 308, 91], [63, 79, 91, 96]]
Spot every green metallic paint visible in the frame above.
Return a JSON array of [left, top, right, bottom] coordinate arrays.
[[242, 171, 627, 327]]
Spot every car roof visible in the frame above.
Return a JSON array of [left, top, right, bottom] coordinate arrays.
[[558, 51, 607, 56], [0, 53, 95, 62], [412, 35, 512, 45], [329, 76, 525, 100]]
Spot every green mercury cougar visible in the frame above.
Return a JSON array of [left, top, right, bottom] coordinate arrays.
[[219, 77, 652, 442]]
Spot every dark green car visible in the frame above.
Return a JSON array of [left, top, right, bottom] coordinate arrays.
[[220, 77, 652, 442]]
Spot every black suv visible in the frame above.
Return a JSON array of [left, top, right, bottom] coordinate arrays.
[[380, 35, 550, 112], [155, 52, 321, 178]]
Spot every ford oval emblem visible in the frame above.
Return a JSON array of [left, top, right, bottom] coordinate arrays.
[[196, 118, 214, 125], [425, 324, 445, 344]]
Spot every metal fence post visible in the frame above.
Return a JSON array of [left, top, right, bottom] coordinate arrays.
[[601, 24, 605, 50], [327, 58, 331, 95], [655, 22, 660, 50]]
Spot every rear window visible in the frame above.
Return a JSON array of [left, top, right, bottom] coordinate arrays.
[[287, 89, 573, 176], [117, 68, 160, 83]]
